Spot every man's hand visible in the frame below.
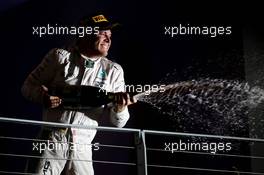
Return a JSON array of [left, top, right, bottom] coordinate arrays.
[[113, 92, 137, 112], [42, 85, 62, 108]]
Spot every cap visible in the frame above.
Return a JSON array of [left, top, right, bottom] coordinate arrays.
[[79, 13, 120, 30]]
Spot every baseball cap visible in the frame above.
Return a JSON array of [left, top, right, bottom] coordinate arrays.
[[79, 13, 120, 30]]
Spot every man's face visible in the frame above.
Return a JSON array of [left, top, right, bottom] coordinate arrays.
[[93, 30, 112, 57]]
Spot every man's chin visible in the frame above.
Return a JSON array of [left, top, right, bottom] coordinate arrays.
[[100, 51, 108, 57]]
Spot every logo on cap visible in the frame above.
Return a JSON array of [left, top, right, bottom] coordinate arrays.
[[92, 15, 108, 23]]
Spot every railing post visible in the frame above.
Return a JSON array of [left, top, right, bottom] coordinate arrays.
[[135, 130, 148, 175]]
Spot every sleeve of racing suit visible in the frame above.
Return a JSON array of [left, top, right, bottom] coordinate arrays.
[[21, 49, 59, 104], [109, 66, 130, 128]]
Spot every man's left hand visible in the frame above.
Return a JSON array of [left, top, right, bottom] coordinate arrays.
[[113, 92, 137, 112]]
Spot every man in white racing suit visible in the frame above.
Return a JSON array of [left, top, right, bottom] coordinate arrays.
[[22, 14, 135, 175]]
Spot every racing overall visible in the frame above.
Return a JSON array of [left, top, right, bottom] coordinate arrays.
[[22, 48, 130, 175]]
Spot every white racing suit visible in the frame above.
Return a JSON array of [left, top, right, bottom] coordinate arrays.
[[22, 48, 130, 175]]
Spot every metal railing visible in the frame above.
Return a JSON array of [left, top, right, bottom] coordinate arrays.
[[0, 116, 264, 175]]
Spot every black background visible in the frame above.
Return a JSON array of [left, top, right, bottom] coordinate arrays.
[[0, 1, 263, 174]]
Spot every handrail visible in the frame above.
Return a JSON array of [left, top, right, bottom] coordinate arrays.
[[0, 116, 140, 133], [143, 130, 264, 142], [1, 116, 263, 142], [1, 116, 264, 175]]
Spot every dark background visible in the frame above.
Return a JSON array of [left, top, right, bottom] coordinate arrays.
[[0, 1, 263, 174]]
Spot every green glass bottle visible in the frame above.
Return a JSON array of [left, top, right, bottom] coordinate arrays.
[[49, 85, 115, 109]]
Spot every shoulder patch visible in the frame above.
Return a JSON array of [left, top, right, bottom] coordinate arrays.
[[54, 48, 70, 63], [55, 48, 69, 56]]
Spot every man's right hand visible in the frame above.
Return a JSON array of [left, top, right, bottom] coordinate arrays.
[[42, 85, 62, 108]]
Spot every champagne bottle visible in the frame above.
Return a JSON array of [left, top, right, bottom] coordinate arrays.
[[49, 85, 115, 109]]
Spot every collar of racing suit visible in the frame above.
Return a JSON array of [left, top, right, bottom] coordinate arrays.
[[80, 53, 101, 62], [80, 54, 102, 68], [71, 46, 102, 68]]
